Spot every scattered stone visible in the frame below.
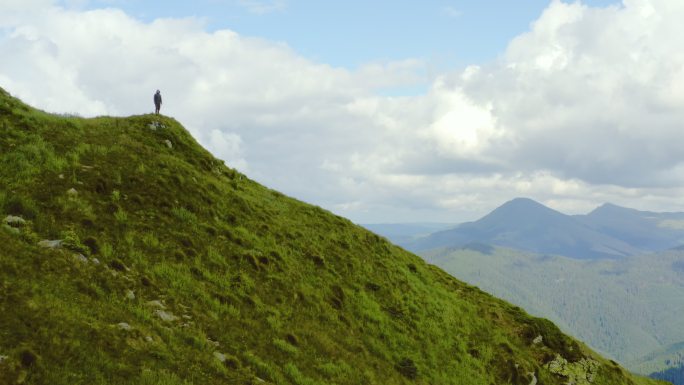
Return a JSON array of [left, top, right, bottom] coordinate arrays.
[[182, 314, 192, 320], [38, 239, 63, 249], [528, 372, 537, 385], [532, 335, 543, 345], [164, 139, 173, 149], [146, 300, 166, 309], [72, 254, 88, 263], [66, 188, 78, 197], [144, 336, 153, 342], [254, 377, 266, 383], [213, 351, 226, 363], [58, 174, 65, 179], [546, 354, 599, 385], [207, 338, 220, 347], [155, 309, 178, 322], [91, 258, 101, 265], [4, 215, 26, 227], [125, 290, 135, 300], [117, 322, 132, 331], [148, 121, 163, 130], [0, 355, 8, 363]]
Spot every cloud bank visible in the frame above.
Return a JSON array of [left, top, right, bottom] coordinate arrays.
[[2, 0, 684, 222]]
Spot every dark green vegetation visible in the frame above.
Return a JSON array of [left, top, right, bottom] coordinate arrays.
[[0, 87, 665, 385], [420, 245, 684, 383], [632, 343, 684, 385], [401, 198, 684, 259]]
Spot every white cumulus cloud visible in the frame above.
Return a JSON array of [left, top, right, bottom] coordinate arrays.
[[3, 0, 684, 222]]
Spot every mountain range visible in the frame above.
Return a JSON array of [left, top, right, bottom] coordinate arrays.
[[398, 197, 684, 259]]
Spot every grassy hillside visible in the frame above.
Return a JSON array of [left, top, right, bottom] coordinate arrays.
[[422, 245, 684, 379], [0, 87, 664, 385]]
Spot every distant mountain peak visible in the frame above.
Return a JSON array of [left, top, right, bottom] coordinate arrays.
[[587, 202, 643, 217], [482, 197, 565, 223]]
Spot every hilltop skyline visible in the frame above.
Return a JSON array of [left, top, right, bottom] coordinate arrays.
[[3, 0, 684, 223]]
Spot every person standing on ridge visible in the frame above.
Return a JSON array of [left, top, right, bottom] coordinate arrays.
[[154, 90, 162, 115]]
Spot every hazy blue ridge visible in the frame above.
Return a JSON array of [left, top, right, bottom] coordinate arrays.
[[394, 197, 684, 260]]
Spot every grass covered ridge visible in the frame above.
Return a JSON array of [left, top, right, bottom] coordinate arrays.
[[0, 87, 665, 385]]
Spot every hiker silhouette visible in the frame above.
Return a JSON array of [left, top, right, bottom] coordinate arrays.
[[154, 90, 162, 115]]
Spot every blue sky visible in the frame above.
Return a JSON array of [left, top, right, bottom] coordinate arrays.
[[78, 0, 620, 68], [6, 0, 684, 223]]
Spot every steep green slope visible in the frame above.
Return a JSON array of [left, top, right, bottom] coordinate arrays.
[[0, 87, 664, 385]]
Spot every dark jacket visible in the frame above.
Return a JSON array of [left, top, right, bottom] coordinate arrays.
[[154, 92, 162, 105]]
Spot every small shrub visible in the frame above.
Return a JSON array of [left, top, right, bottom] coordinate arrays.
[[310, 254, 325, 268], [330, 285, 345, 310], [114, 207, 128, 224], [283, 362, 320, 385], [317, 361, 353, 379], [285, 333, 299, 347], [60, 229, 89, 254], [395, 358, 418, 379], [109, 258, 127, 272], [19, 348, 38, 367], [222, 354, 241, 369], [140, 275, 153, 287], [273, 338, 298, 355], [100, 242, 114, 258], [3, 195, 38, 219], [365, 282, 381, 292], [141, 233, 160, 249]]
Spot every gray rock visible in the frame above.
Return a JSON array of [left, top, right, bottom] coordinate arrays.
[[146, 300, 166, 309], [91, 258, 101, 265], [164, 139, 173, 149], [148, 121, 163, 130], [145, 336, 153, 342], [4, 215, 26, 227], [155, 309, 178, 322], [532, 335, 543, 345], [0, 355, 7, 363], [73, 254, 88, 263], [117, 322, 132, 331], [528, 372, 537, 385], [125, 290, 135, 300], [38, 239, 63, 249], [213, 351, 226, 362], [67, 188, 78, 196]]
